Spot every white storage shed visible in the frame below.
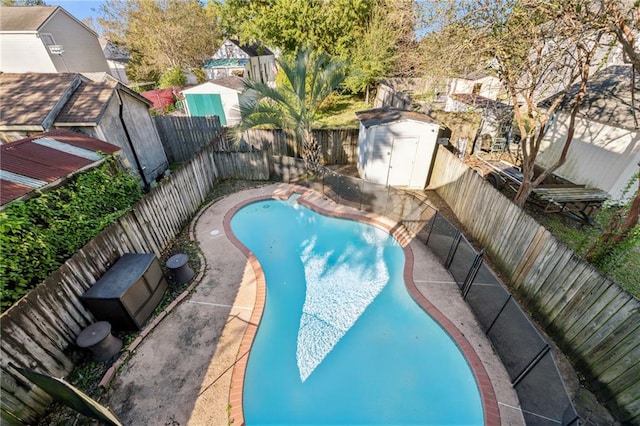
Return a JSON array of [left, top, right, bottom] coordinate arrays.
[[356, 108, 441, 189], [181, 76, 245, 126]]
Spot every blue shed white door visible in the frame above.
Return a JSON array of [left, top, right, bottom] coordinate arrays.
[[184, 93, 227, 125], [387, 137, 419, 186]]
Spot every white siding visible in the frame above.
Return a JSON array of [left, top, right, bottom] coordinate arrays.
[[358, 120, 439, 189], [0, 34, 56, 72], [538, 111, 640, 199], [219, 92, 240, 126], [182, 82, 241, 127]]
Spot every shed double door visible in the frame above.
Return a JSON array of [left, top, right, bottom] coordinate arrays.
[[386, 137, 419, 186]]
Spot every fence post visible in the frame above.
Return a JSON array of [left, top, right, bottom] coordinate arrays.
[[462, 248, 485, 298], [445, 231, 462, 269], [485, 295, 512, 335], [424, 212, 438, 246], [512, 344, 551, 386]]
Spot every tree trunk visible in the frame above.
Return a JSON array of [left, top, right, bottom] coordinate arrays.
[[301, 129, 322, 172]]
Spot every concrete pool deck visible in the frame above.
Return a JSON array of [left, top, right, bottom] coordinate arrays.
[[105, 183, 525, 425]]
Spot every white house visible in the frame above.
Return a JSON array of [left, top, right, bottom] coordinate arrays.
[[356, 108, 441, 189], [444, 72, 503, 112], [204, 39, 276, 85], [100, 38, 129, 84], [0, 6, 110, 75], [181, 76, 246, 126], [537, 65, 640, 200]]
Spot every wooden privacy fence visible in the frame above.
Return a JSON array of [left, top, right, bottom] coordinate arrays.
[[155, 116, 229, 163], [237, 128, 359, 165], [429, 145, 640, 423], [0, 147, 269, 424]]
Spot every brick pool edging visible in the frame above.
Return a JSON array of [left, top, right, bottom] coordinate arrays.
[[224, 185, 500, 426]]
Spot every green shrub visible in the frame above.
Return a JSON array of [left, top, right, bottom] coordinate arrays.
[[0, 159, 143, 311], [159, 66, 187, 89]]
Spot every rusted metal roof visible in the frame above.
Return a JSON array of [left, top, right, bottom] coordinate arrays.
[[0, 130, 120, 206]]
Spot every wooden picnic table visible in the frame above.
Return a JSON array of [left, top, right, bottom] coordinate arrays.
[[474, 156, 609, 222], [531, 185, 609, 221]]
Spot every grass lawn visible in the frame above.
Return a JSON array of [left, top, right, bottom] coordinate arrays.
[[315, 93, 369, 128]]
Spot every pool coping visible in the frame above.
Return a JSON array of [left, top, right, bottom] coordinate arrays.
[[223, 185, 501, 426]]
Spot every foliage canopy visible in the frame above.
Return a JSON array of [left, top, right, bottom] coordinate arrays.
[[99, 0, 223, 83], [239, 49, 346, 170], [0, 159, 143, 311]]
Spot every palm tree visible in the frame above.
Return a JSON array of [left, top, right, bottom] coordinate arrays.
[[239, 48, 346, 171]]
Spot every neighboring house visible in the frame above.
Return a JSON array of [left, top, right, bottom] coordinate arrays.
[[0, 73, 169, 186], [537, 65, 640, 200], [444, 72, 503, 112], [356, 108, 441, 189], [203, 39, 276, 85], [448, 94, 515, 152], [181, 76, 247, 126], [100, 38, 130, 84], [0, 6, 109, 75], [0, 130, 121, 207]]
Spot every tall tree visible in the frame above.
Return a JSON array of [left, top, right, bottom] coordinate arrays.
[[240, 49, 346, 171], [98, 0, 222, 83], [344, 1, 401, 101], [221, 0, 375, 57], [426, 0, 614, 207]]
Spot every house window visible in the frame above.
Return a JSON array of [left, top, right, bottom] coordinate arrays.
[[40, 33, 55, 46]]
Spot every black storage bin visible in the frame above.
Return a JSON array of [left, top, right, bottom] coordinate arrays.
[[81, 253, 168, 330]]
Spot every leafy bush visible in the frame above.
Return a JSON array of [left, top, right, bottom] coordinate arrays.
[[158, 66, 186, 89], [0, 159, 143, 311]]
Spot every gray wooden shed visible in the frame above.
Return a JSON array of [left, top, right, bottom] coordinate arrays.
[[356, 108, 440, 189]]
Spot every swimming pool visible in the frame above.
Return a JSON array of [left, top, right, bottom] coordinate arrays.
[[230, 195, 484, 425]]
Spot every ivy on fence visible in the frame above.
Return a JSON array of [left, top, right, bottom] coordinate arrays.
[[0, 158, 143, 311]]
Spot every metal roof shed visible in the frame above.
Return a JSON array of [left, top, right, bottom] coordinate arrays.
[[356, 108, 441, 189]]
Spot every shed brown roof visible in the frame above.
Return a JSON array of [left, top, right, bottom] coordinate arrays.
[[0, 130, 120, 205], [0, 6, 57, 32], [0, 73, 81, 129], [355, 107, 439, 128], [211, 75, 245, 91], [56, 80, 115, 125]]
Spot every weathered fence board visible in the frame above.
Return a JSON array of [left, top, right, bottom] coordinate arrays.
[[0, 143, 271, 423], [430, 145, 640, 422], [238, 128, 359, 165], [155, 116, 226, 163]]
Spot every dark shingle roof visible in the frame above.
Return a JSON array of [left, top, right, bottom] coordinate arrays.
[[355, 107, 439, 128], [0, 6, 57, 31], [56, 80, 115, 125], [229, 39, 273, 57], [0, 74, 149, 129], [541, 65, 639, 130], [210, 76, 245, 91], [0, 73, 82, 129]]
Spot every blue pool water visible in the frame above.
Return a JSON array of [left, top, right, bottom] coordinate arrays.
[[230, 197, 483, 425]]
